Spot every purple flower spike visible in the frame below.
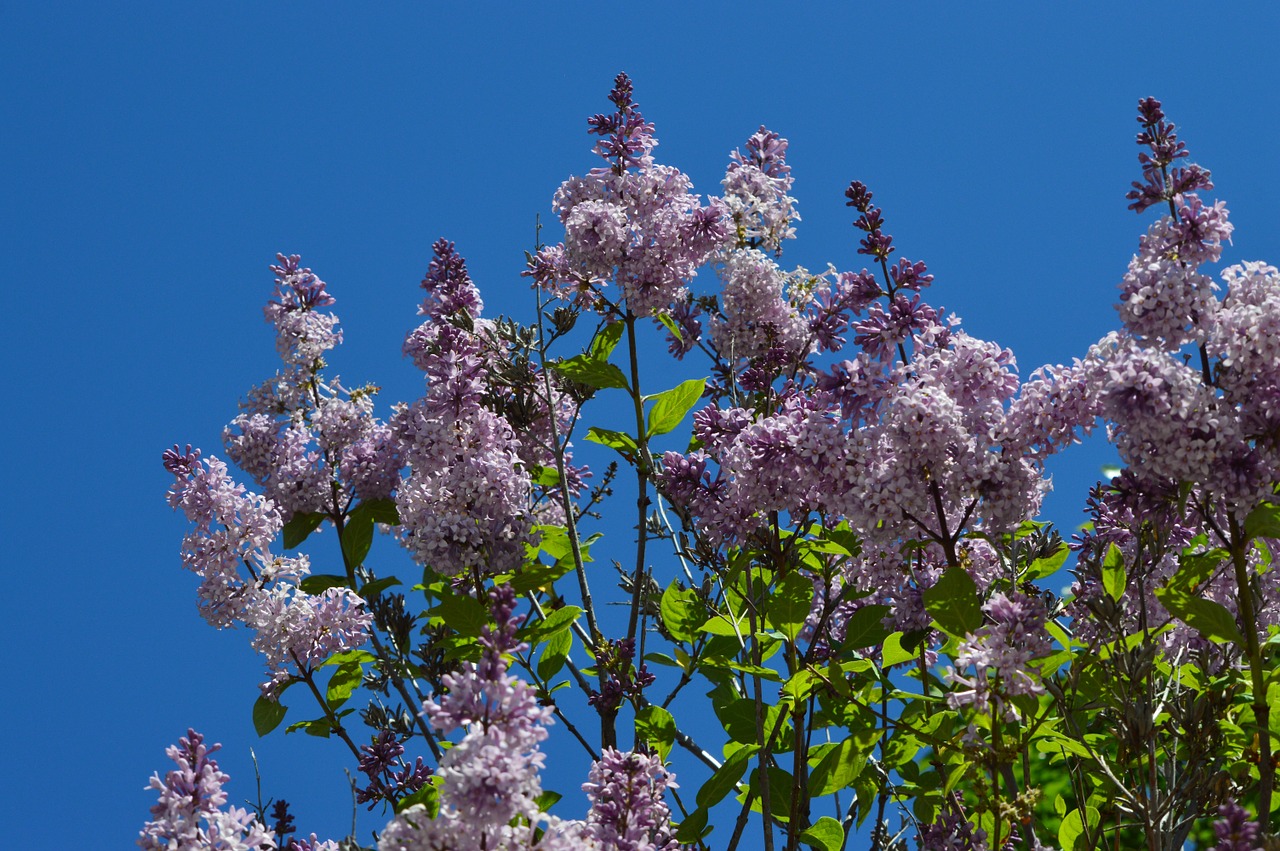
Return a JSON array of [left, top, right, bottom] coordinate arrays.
[[419, 238, 484, 320], [1212, 799, 1262, 851]]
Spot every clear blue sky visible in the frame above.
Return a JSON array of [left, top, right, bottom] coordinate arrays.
[[4, 3, 1279, 848]]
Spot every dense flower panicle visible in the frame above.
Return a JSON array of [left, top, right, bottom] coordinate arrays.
[[536, 75, 731, 317], [139, 729, 277, 851], [265, 255, 342, 367], [583, 749, 682, 851], [1127, 97, 1213, 214], [381, 587, 588, 850], [164, 447, 372, 692], [720, 126, 799, 253], [419, 238, 484, 320], [944, 592, 1053, 720], [917, 809, 989, 851], [710, 249, 813, 361]]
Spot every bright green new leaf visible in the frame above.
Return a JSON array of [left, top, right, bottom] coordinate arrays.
[[341, 507, 376, 569], [553, 355, 629, 390], [433, 592, 489, 638], [922, 566, 983, 637], [326, 660, 363, 706], [635, 705, 676, 759], [1153, 587, 1246, 647], [1058, 807, 1100, 851], [530, 606, 582, 641], [660, 581, 705, 643], [840, 604, 892, 649], [1025, 543, 1069, 580], [800, 817, 845, 851], [252, 695, 287, 737], [1101, 543, 1126, 602], [646, 378, 706, 437], [767, 571, 815, 641], [1245, 502, 1280, 541], [589, 321, 625, 360], [695, 745, 755, 810], [809, 735, 873, 796], [298, 574, 348, 595], [537, 628, 572, 681], [585, 427, 639, 460]]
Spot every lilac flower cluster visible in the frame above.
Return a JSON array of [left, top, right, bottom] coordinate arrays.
[[227, 256, 401, 520], [720, 125, 799, 254], [944, 592, 1053, 721], [1212, 799, 1264, 851], [138, 729, 278, 850], [582, 749, 682, 851], [379, 586, 593, 849], [394, 240, 537, 580], [529, 73, 731, 317], [163, 445, 372, 696]]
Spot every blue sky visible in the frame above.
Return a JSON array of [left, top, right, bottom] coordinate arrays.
[[4, 3, 1280, 848]]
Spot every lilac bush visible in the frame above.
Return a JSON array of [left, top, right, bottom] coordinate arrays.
[[145, 76, 1280, 851]]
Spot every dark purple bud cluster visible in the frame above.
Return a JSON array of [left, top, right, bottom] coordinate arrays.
[[162, 443, 201, 477], [269, 253, 336, 311], [846, 180, 895, 260], [270, 799, 295, 845], [587, 71, 657, 172], [420, 238, 484, 320], [733, 125, 792, 180], [1126, 97, 1213, 213], [355, 729, 430, 808], [587, 638, 653, 714]]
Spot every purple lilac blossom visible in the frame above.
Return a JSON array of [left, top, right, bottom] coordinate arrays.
[[138, 729, 277, 851], [944, 592, 1053, 721], [535, 73, 730, 317], [720, 125, 799, 253], [380, 587, 597, 850], [1211, 799, 1264, 851], [710, 248, 815, 361], [583, 749, 683, 851]]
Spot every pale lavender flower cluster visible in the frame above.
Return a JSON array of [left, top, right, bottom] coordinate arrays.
[[944, 592, 1053, 721], [164, 445, 373, 696], [709, 248, 816, 361], [394, 240, 536, 580], [917, 809, 988, 851], [720, 125, 799, 254], [530, 73, 731, 317], [582, 749, 682, 851], [379, 587, 596, 850], [138, 729, 277, 851], [226, 256, 401, 519]]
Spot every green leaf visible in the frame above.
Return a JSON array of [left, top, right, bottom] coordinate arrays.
[[701, 613, 749, 639], [585, 427, 638, 460], [510, 560, 573, 595], [1059, 807, 1100, 851], [537, 629, 572, 681], [1168, 547, 1228, 595], [881, 632, 917, 668], [553, 355, 629, 389], [252, 695, 287, 737], [1025, 543, 1069, 580], [635, 705, 677, 760], [589, 321, 625, 360], [1153, 586, 1246, 647], [322, 649, 376, 667], [655, 311, 683, 345], [360, 498, 400, 525], [1101, 543, 1126, 602], [298, 574, 349, 595], [767, 571, 815, 641], [534, 790, 562, 813], [695, 745, 755, 810], [800, 816, 845, 851], [285, 718, 332, 738], [433, 592, 490, 638], [359, 576, 401, 598], [922, 566, 983, 637], [646, 378, 706, 437], [395, 782, 438, 815], [341, 506, 376, 569], [674, 807, 709, 844], [660, 581, 704, 643], [840, 604, 892, 649], [326, 660, 363, 706], [1245, 502, 1280, 541], [282, 512, 326, 549], [810, 735, 873, 796], [530, 606, 582, 641]]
